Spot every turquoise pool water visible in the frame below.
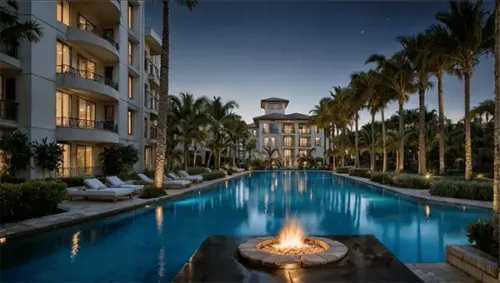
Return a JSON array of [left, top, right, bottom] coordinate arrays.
[[0, 171, 491, 282]]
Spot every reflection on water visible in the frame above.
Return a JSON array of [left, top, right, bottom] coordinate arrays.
[[0, 171, 492, 283], [70, 231, 80, 261]]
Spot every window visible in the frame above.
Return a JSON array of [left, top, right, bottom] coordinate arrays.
[[56, 41, 71, 71], [313, 126, 319, 133], [145, 147, 152, 169], [252, 130, 257, 136], [77, 56, 95, 79], [58, 143, 71, 176], [283, 125, 294, 134], [283, 149, 292, 158], [300, 137, 309, 147], [127, 110, 133, 135], [315, 137, 321, 146], [144, 118, 148, 138], [104, 105, 114, 122], [76, 145, 92, 174], [128, 76, 133, 98], [283, 136, 293, 147], [78, 98, 96, 128], [128, 5, 133, 29], [128, 41, 133, 65], [298, 125, 310, 134], [56, 0, 70, 25], [264, 137, 275, 147], [77, 14, 96, 32], [263, 123, 269, 134], [299, 150, 307, 156], [268, 103, 282, 110], [56, 91, 71, 126]]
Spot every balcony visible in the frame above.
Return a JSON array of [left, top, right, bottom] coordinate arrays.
[[56, 65, 119, 101], [56, 117, 119, 143], [150, 127, 157, 141], [0, 44, 21, 73], [263, 129, 280, 134], [144, 91, 159, 112], [145, 27, 162, 55], [67, 23, 119, 63], [282, 142, 294, 148], [57, 166, 102, 177], [282, 127, 295, 134], [298, 128, 311, 135], [146, 60, 160, 87], [0, 100, 18, 128], [299, 143, 311, 148]]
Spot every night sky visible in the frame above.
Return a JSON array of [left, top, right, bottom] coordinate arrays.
[[145, 1, 495, 125]]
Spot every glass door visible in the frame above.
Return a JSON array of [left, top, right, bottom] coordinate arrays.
[[78, 98, 95, 128], [76, 145, 92, 175]]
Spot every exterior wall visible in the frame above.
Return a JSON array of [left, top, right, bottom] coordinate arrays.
[[0, 1, 153, 179], [263, 102, 286, 115]]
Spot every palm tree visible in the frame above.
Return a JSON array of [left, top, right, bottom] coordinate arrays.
[[436, 0, 494, 180], [471, 99, 495, 123], [169, 92, 207, 170], [154, 0, 197, 188], [0, 0, 43, 49], [261, 146, 282, 168], [398, 33, 434, 175], [367, 53, 416, 173], [192, 130, 208, 167], [297, 147, 317, 168], [349, 73, 370, 168], [244, 138, 257, 163], [492, 0, 499, 252], [225, 116, 248, 166], [206, 96, 239, 169], [310, 98, 333, 155]]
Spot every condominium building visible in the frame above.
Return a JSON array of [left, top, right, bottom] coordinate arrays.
[[0, 0, 159, 178], [250, 98, 324, 167]]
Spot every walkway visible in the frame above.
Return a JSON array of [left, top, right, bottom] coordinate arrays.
[[407, 263, 480, 283]]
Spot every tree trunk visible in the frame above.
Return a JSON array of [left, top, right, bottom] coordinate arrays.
[[370, 112, 375, 173], [492, 0, 500, 250], [207, 151, 212, 168], [153, 1, 170, 188], [398, 100, 405, 173], [464, 74, 473, 180], [355, 112, 360, 168], [233, 145, 237, 166], [193, 149, 197, 167], [341, 127, 345, 167], [418, 88, 427, 175], [381, 108, 387, 173], [437, 71, 446, 175], [183, 141, 189, 171]]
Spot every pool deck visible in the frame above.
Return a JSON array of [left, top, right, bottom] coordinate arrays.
[[332, 172, 492, 209], [407, 263, 480, 283], [0, 171, 251, 240]]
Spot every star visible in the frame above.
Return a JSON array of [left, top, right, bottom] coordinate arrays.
[[297, 60, 301, 64], [386, 17, 390, 21], [361, 30, 364, 34]]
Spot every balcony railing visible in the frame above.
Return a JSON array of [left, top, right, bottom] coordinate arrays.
[[298, 128, 311, 134], [0, 100, 18, 122], [147, 60, 160, 79], [283, 143, 294, 147], [145, 91, 159, 111], [56, 117, 118, 133], [283, 127, 295, 134], [299, 143, 311, 147], [77, 23, 119, 50], [57, 166, 102, 177], [56, 64, 118, 90], [263, 129, 280, 134], [150, 127, 157, 139], [0, 44, 18, 58]]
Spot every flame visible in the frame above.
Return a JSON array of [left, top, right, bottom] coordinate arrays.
[[275, 218, 306, 249]]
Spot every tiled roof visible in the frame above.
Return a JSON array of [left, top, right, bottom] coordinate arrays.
[[247, 123, 257, 128], [260, 97, 290, 108]]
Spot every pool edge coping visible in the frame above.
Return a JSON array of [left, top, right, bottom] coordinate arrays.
[[0, 172, 251, 240]]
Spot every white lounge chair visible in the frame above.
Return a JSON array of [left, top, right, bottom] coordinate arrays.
[[168, 172, 201, 183], [137, 173, 191, 188], [106, 176, 144, 193], [178, 170, 203, 182], [84, 178, 124, 191], [231, 167, 245, 173], [67, 187, 134, 202]]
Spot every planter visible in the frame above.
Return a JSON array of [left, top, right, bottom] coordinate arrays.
[[446, 245, 498, 283]]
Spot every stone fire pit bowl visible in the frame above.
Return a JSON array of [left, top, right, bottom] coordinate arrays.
[[238, 236, 348, 269]]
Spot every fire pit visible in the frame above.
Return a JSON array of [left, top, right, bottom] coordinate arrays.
[[238, 218, 347, 268]]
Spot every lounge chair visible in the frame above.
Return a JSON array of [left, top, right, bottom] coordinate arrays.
[[168, 172, 201, 183], [137, 173, 191, 188], [178, 170, 203, 182], [106, 176, 144, 193], [67, 187, 134, 202], [231, 167, 245, 173]]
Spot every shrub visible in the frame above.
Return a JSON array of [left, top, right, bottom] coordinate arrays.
[[0, 131, 32, 176], [139, 185, 167, 199], [99, 144, 139, 176], [57, 177, 85, 187], [32, 138, 64, 179], [467, 220, 498, 258], [0, 175, 26, 184], [186, 167, 208, 175], [370, 172, 396, 185], [248, 159, 265, 170], [430, 179, 493, 201], [391, 174, 431, 189], [336, 167, 353, 174], [0, 181, 67, 222], [348, 168, 371, 178], [201, 170, 226, 181]]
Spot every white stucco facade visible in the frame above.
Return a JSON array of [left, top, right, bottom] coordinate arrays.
[[0, 0, 160, 178]]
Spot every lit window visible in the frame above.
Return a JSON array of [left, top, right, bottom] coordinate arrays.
[[76, 145, 92, 174], [55, 91, 71, 126], [284, 149, 292, 158], [127, 110, 133, 135], [300, 137, 309, 147], [128, 41, 133, 65], [264, 137, 275, 147], [78, 98, 96, 128], [283, 136, 293, 147], [128, 76, 133, 98], [263, 123, 269, 134], [56, 0, 70, 25], [58, 143, 71, 177], [145, 147, 152, 169], [56, 41, 71, 72], [128, 5, 133, 29], [315, 137, 321, 146]]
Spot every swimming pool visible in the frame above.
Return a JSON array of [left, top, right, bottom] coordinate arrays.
[[0, 171, 490, 282]]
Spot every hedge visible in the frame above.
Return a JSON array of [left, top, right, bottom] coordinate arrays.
[[370, 172, 430, 189], [57, 177, 85, 187], [348, 168, 371, 178], [430, 179, 493, 201], [0, 181, 67, 223], [186, 167, 209, 175], [467, 220, 498, 258], [201, 170, 226, 181], [139, 185, 167, 199], [336, 167, 353, 174]]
